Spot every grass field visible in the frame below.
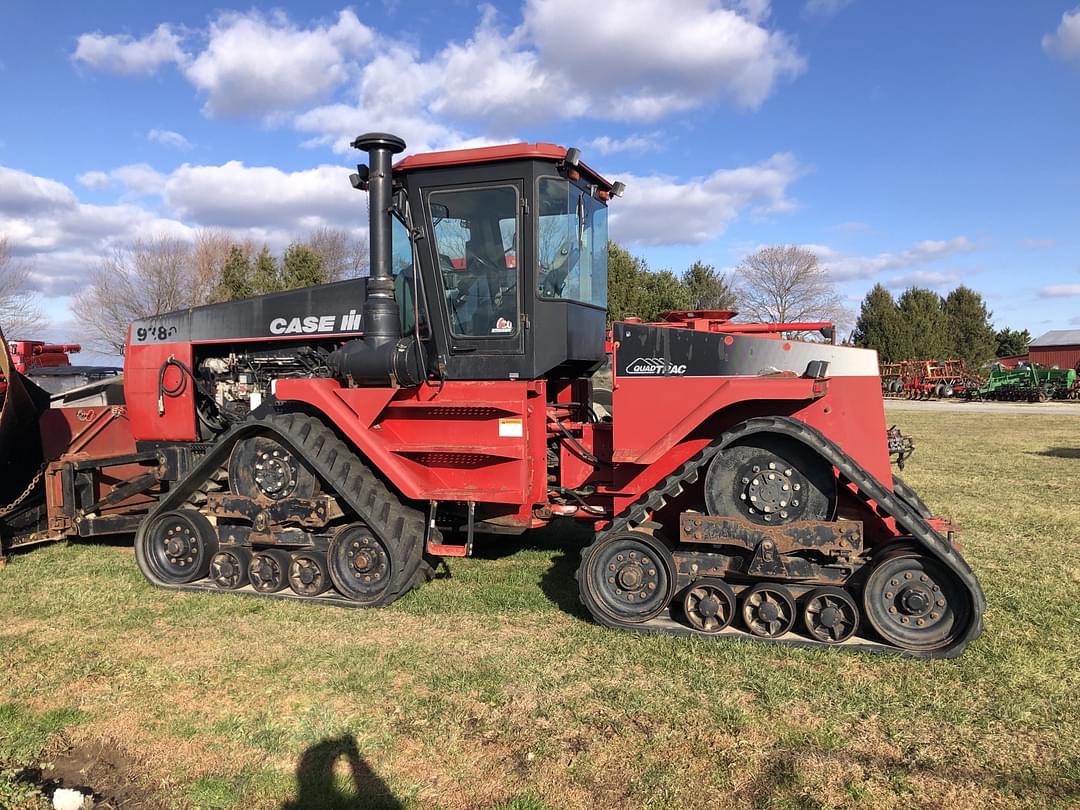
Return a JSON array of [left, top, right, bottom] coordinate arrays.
[[1, 410, 1078, 809]]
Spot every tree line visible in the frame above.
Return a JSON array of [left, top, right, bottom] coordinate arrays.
[[852, 283, 1029, 368]]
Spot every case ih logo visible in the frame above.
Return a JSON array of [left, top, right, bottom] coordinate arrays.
[[625, 357, 687, 375]]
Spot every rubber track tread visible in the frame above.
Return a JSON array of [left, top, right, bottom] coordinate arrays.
[[135, 413, 435, 607], [579, 415, 985, 659]]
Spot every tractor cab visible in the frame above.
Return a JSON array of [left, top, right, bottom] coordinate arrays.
[[377, 141, 619, 381]]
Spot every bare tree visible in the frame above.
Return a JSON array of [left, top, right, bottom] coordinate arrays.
[[305, 227, 368, 280], [0, 237, 47, 337], [734, 246, 850, 331], [191, 229, 235, 305], [72, 236, 196, 354]]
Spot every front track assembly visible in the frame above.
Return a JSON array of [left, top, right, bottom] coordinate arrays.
[[577, 416, 985, 659], [134, 413, 435, 608]]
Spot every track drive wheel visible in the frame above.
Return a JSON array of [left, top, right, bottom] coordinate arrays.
[[741, 583, 796, 638], [229, 435, 318, 501], [289, 551, 330, 597], [210, 547, 252, 589], [862, 547, 969, 652], [250, 549, 291, 593], [802, 586, 859, 643], [681, 578, 736, 633], [139, 509, 218, 584], [705, 435, 836, 525], [328, 524, 396, 605], [579, 531, 675, 624]]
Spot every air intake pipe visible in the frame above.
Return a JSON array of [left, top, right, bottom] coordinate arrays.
[[328, 132, 424, 387]]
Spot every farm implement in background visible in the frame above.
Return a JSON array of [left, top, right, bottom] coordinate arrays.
[[880, 359, 982, 399], [969, 363, 1079, 402]]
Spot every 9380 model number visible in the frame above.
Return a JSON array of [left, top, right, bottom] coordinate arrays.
[[134, 324, 178, 342]]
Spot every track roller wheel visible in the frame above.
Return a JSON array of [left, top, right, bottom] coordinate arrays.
[[802, 586, 859, 643], [862, 548, 969, 652], [229, 436, 318, 501], [705, 435, 836, 526], [681, 578, 736, 633], [249, 548, 291, 593], [741, 583, 796, 638], [579, 531, 675, 624], [210, 547, 252, 590], [328, 524, 395, 604], [139, 509, 218, 584], [289, 551, 330, 597]]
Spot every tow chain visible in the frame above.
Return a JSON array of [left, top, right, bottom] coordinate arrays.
[[0, 465, 46, 519]]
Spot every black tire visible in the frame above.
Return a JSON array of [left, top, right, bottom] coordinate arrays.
[[681, 578, 736, 633], [289, 551, 331, 597], [862, 548, 969, 652], [578, 531, 674, 624], [704, 435, 835, 525], [228, 435, 318, 501], [138, 509, 218, 584], [327, 524, 396, 604], [801, 586, 859, 643], [741, 583, 796, 638], [210, 547, 252, 589], [249, 549, 291, 593]]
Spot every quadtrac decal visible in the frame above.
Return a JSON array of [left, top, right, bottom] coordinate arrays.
[[624, 357, 687, 375]]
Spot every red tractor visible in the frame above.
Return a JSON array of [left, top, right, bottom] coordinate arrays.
[[0, 134, 984, 656]]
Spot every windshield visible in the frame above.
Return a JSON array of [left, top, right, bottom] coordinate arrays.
[[536, 177, 608, 309]]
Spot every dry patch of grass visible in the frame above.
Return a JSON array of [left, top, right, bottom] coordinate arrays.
[[1, 410, 1078, 809]]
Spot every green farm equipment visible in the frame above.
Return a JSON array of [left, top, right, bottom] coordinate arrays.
[[971, 364, 1078, 402]]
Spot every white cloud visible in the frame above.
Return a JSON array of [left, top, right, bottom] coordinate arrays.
[[184, 9, 374, 118], [148, 129, 192, 150], [77, 163, 167, 196], [812, 236, 975, 281], [885, 270, 960, 290], [1043, 6, 1080, 64], [72, 24, 187, 75], [584, 133, 661, 155], [1039, 284, 1080, 298], [609, 152, 801, 245]]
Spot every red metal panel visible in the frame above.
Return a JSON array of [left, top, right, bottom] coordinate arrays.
[[394, 142, 612, 189], [124, 342, 197, 442], [1029, 346, 1080, 369]]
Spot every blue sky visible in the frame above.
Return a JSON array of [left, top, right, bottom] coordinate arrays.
[[1, 0, 1079, 348]]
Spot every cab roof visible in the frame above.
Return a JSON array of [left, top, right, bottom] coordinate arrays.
[[394, 142, 613, 190]]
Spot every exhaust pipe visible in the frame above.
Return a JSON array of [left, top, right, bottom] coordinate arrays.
[[328, 132, 423, 387]]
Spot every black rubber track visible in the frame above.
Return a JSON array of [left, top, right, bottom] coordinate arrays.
[[135, 412, 435, 607], [578, 416, 986, 659]]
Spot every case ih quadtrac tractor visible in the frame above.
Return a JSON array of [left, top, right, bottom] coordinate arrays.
[[0, 134, 984, 657]]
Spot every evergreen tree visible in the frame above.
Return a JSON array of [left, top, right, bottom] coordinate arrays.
[[606, 241, 648, 323], [682, 261, 736, 311], [853, 283, 905, 361], [217, 245, 253, 301], [281, 243, 328, 289], [896, 287, 948, 359], [251, 246, 281, 294], [637, 270, 692, 322], [995, 327, 1031, 357], [943, 286, 996, 368]]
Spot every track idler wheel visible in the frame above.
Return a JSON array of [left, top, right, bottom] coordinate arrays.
[[801, 586, 859, 643], [579, 531, 675, 624], [681, 578, 736, 633], [210, 547, 252, 589], [328, 524, 394, 604], [249, 548, 291, 593], [140, 509, 219, 584], [229, 436, 318, 501], [741, 583, 796, 638], [288, 551, 330, 597], [862, 548, 970, 652]]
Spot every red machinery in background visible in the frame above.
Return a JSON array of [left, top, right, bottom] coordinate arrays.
[[0, 134, 984, 658]]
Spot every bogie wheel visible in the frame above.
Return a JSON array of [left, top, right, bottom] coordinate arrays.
[[862, 548, 970, 652], [741, 583, 796, 638], [229, 436, 318, 501], [210, 547, 252, 589], [139, 509, 218, 584], [249, 549, 291, 593], [328, 525, 394, 604], [289, 552, 330, 597], [579, 531, 675, 624], [705, 435, 836, 525], [802, 586, 859, 643], [681, 578, 736, 633]]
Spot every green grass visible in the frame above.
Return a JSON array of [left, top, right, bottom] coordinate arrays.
[[1, 410, 1078, 809]]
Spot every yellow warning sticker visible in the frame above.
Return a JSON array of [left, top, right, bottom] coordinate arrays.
[[498, 417, 524, 438]]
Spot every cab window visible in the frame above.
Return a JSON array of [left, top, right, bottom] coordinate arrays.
[[536, 177, 608, 308]]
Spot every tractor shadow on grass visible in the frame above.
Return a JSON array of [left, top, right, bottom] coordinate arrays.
[[281, 735, 401, 810], [1031, 446, 1080, 459], [469, 519, 592, 620]]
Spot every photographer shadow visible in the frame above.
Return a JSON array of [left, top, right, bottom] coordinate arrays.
[[281, 735, 401, 810]]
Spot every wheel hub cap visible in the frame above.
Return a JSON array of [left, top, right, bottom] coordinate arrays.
[[698, 596, 720, 618], [253, 450, 297, 498]]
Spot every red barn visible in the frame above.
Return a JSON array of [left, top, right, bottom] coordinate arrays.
[[1029, 329, 1080, 370]]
